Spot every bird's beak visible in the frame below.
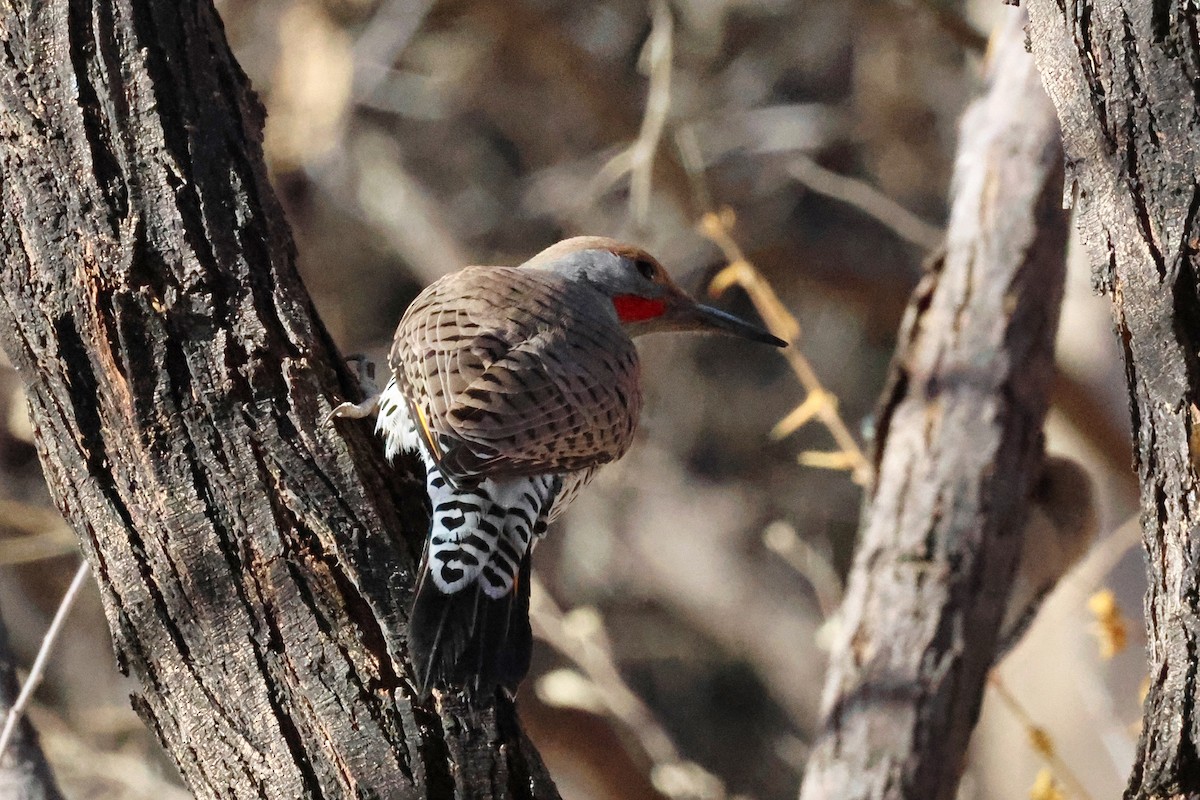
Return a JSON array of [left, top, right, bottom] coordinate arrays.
[[672, 299, 787, 347]]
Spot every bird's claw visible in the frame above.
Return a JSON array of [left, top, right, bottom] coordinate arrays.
[[326, 354, 383, 425], [326, 396, 381, 425]]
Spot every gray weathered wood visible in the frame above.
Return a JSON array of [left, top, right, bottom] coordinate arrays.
[[798, 10, 1069, 800], [0, 1, 559, 797], [1026, 2, 1200, 798]]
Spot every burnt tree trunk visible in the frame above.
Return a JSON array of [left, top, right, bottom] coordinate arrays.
[[798, 11, 1069, 800], [1026, 3, 1200, 799], [0, 2, 558, 798]]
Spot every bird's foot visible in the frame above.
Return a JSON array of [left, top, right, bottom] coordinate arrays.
[[327, 395, 381, 423], [326, 354, 382, 424]]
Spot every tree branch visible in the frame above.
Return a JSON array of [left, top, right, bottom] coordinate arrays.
[[0, 1, 557, 797], [1025, 2, 1200, 798], [798, 9, 1069, 799]]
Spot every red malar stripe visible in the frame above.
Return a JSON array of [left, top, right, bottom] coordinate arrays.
[[612, 295, 667, 322]]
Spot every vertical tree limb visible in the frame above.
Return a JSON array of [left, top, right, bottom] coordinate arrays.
[[798, 10, 1068, 800], [0, 1, 558, 797], [1025, 3, 1200, 798]]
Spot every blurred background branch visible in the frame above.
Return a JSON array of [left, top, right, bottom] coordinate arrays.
[[799, 9, 1071, 798], [0, 610, 63, 800]]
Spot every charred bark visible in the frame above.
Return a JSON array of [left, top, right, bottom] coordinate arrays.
[[798, 11, 1069, 800], [0, 1, 558, 797], [1025, 2, 1200, 798]]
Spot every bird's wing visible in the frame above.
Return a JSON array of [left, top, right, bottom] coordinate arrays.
[[391, 267, 642, 484]]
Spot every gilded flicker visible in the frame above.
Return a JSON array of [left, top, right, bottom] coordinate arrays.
[[333, 236, 784, 698]]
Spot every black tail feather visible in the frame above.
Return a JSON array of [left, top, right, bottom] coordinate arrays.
[[408, 553, 533, 700]]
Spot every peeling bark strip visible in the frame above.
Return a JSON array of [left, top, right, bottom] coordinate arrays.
[[1025, 3, 1200, 798], [799, 12, 1068, 800], [0, 2, 558, 798]]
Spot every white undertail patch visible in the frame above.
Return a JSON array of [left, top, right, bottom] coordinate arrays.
[[376, 377, 424, 461], [376, 377, 587, 598]]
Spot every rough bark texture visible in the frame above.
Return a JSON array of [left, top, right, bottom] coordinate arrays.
[[798, 11, 1068, 800], [0, 615, 64, 800], [0, 2, 559, 798], [1025, 2, 1200, 798]]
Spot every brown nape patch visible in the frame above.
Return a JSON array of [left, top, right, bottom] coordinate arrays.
[[603, 240, 659, 265], [522, 236, 661, 269]]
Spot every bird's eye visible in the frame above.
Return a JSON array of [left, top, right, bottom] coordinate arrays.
[[634, 258, 657, 281]]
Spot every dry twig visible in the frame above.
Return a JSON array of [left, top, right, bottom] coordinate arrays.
[[590, 0, 674, 227], [787, 155, 944, 252], [0, 561, 90, 761], [0, 498, 76, 566], [0, 531, 77, 567], [351, 0, 436, 102], [762, 521, 843, 620], [699, 207, 873, 486], [529, 577, 742, 800], [886, 0, 989, 53], [988, 673, 1095, 800], [31, 706, 190, 800]]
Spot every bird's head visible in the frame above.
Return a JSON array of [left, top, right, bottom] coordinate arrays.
[[520, 236, 786, 347]]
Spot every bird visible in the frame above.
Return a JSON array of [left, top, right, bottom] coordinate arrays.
[[996, 454, 1098, 658], [330, 236, 785, 700]]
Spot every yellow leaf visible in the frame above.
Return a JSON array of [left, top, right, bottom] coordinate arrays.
[[1029, 769, 1065, 800], [1088, 588, 1128, 660]]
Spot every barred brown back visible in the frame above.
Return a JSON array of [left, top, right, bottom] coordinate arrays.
[[389, 266, 642, 483]]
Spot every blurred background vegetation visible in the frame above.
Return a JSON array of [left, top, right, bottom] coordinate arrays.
[[0, 1, 1149, 797]]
